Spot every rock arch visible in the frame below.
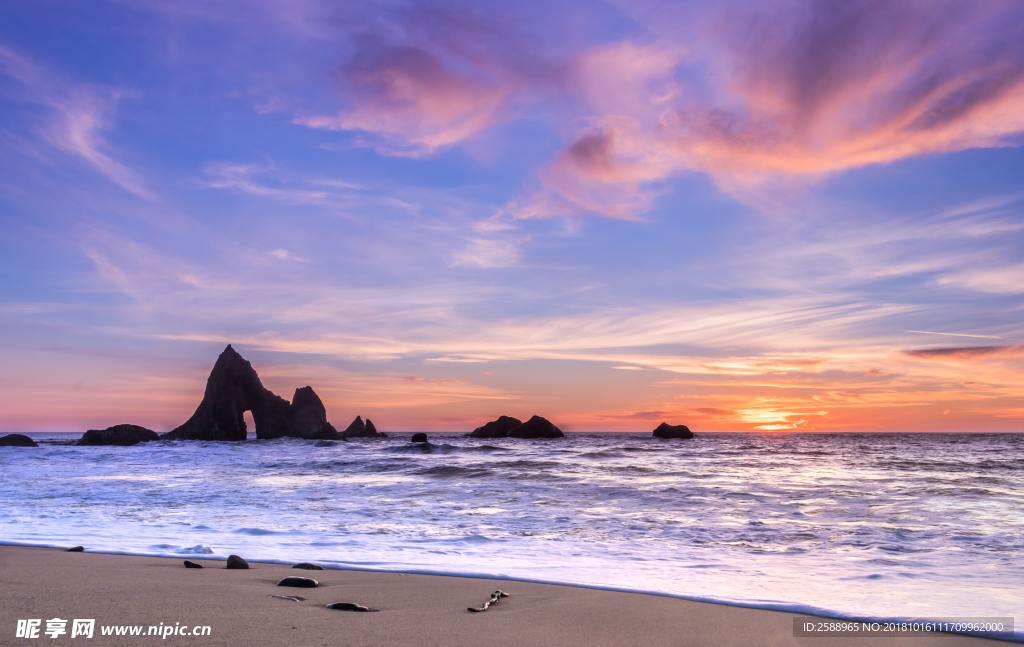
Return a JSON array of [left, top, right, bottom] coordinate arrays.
[[163, 345, 333, 441]]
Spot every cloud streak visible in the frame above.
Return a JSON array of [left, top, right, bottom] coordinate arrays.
[[0, 43, 154, 199]]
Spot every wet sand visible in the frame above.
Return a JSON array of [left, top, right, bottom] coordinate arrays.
[[0, 546, 1002, 646]]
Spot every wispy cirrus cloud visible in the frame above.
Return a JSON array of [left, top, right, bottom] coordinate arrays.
[[0, 43, 154, 199]]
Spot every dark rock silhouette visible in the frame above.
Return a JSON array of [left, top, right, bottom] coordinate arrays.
[[342, 415, 365, 437], [162, 345, 341, 441], [226, 554, 249, 569], [341, 415, 386, 439], [163, 346, 290, 441], [0, 433, 37, 447], [467, 415, 563, 438], [410, 432, 429, 443], [468, 416, 523, 438], [79, 424, 159, 446], [183, 560, 203, 569], [66, 546, 84, 552], [509, 415, 563, 438], [292, 562, 323, 570], [366, 417, 385, 438], [287, 386, 339, 439], [652, 422, 694, 439]]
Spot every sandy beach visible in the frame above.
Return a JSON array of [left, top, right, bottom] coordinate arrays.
[[0, 546, 1002, 646]]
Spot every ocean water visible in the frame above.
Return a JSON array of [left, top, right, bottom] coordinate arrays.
[[2, 432, 1022, 631]]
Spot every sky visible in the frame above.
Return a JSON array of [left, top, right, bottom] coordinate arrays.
[[1, 0, 1023, 434]]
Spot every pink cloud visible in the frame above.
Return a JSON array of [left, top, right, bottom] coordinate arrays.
[[297, 42, 513, 157], [529, 0, 1024, 217], [293, 5, 564, 157]]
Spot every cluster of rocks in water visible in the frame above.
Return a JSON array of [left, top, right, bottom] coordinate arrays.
[[160, 345, 385, 442], [0, 345, 696, 446], [467, 415, 564, 438]]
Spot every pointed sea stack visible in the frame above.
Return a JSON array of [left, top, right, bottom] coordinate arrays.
[[162, 345, 292, 441], [467, 416, 523, 438], [509, 415, 563, 438], [287, 386, 339, 439], [652, 422, 694, 439], [79, 424, 159, 446], [341, 416, 385, 439], [0, 433, 37, 447]]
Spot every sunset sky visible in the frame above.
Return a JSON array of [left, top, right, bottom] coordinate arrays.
[[1, 0, 1023, 433]]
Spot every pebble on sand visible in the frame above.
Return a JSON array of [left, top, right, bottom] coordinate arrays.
[[225, 555, 250, 569], [183, 560, 204, 569], [326, 602, 378, 612], [277, 576, 318, 588]]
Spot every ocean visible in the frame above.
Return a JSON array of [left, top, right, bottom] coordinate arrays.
[[2, 432, 1021, 632]]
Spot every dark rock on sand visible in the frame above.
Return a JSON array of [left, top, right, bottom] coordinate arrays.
[[468, 416, 523, 438], [287, 386, 339, 440], [292, 562, 323, 570], [652, 422, 694, 439], [78, 424, 159, 446], [225, 554, 249, 569], [326, 602, 378, 612], [66, 546, 84, 552], [183, 560, 203, 569], [509, 415, 563, 439], [163, 346, 291, 441], [277, 576, 318, 588], [341, 416, 386, 439], [0, 433, 37, 447], [410, 432, 429, 443]]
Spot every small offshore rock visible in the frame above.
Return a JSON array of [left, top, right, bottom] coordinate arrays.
[[326, 602, 377, 612], [66, 546, 84, 552], [78, 424, 159, 446], [225, 554, 250, 569], [292, 562, 323, 570], [652, 422, 694, 439], [0, 433, 38, 447], [508, 415, 563, 439], [183, 560, 204, 569], [468, 416, 522, 438], [410, 433, 428, 443], [342, 415, 386, 439], [277, 576, 318, 588]]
